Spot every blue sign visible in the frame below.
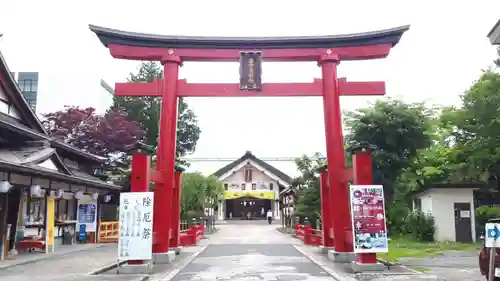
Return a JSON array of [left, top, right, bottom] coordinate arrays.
[[488, 226, 500, 239], [78, 224, 86, 241]]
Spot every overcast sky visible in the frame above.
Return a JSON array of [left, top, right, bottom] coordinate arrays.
[[0, 1, 499, 177]]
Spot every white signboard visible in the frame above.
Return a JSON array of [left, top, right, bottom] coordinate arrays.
[[485, 223, 500, 248], [118, 192, 154, 260], [77, 198, 98, 232]]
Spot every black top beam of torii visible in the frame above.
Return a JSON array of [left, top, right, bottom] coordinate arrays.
[[89, 24, 410, 50]]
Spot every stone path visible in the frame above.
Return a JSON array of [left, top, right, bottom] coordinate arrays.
[[164, 221, 341, 281], [0, 244, 140, 281]]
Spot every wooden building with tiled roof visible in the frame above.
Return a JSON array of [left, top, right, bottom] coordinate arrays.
[[212, 151, 293, 220], [0, 51, 121, 260]]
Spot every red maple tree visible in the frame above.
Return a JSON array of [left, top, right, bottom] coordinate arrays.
[[42, 106, 145, 158]]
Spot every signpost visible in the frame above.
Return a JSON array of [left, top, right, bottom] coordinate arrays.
[[485, 223, 500, 281], [349, 185, 389, 254], [118, 192, 154, 265]]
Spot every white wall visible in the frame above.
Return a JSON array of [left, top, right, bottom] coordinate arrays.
[[222, 164, 279, 197], [420, 188, 476, 242]]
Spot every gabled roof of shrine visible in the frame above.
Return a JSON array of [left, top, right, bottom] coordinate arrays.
[[89, 24, 410, 49], [212, 151, 293, 187]]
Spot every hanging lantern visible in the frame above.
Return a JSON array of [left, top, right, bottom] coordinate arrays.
[[30, 185, 42, 197], [91, 192, 99, 200], [74, 190, 84, 200], [0, 181, 12, 193], [104, 195, 112, 203]]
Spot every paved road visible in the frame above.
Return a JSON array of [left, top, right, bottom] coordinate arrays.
[[169, 221, 340, 281]]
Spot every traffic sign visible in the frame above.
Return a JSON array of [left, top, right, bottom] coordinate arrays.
[[485, 223, 500, 248]]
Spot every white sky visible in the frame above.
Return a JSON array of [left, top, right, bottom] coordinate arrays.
[[0, 1, 499, 177]]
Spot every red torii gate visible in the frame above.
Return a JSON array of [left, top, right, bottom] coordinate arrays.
[[90, 24, 408, 263]]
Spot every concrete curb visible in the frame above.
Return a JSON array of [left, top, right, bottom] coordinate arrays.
[[149, 245, 207, 281], [0, 244, 108, 270], [87, 260, 127, 275], [293, 245, 358, 281]]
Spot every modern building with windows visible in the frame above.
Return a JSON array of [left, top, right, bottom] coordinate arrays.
[[212, 151, 293, 220], [10, 72, 39, 111]]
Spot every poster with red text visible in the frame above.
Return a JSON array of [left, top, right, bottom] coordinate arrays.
[[349, 185, 389, 253]]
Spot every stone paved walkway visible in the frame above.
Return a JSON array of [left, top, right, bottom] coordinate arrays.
[[0, 244, 140, 281], [167, 221, 340, 281]]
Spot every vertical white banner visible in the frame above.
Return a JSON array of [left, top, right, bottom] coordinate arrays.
[[117, 192, 154, 260]]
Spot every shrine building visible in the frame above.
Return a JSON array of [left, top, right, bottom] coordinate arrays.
[[212, 151, 293, 221]]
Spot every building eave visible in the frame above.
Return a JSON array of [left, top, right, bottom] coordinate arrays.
[[488, 18, 500, 45], [0, 159, 121, 191], [212, 151, 293, 187], [89, 24, 410, 49]]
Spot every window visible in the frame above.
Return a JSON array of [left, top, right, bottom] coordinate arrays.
[[269, 183, 274, 190], [241, 183, 246, 190], [244, 168, 252, 182], [224, 183, 228, 190], [251, 183, 257, 190], [20, 79, 38, 92], [413, 198, 422, 211]]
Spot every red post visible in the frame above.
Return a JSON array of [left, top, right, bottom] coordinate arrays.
[[169, 167, 184, 251], [351, 142, 377, 264], [318, 167, 334, 248], [153, 56, 181, 255], [128, 152, 151, 265], [320, 55, 352, 253]]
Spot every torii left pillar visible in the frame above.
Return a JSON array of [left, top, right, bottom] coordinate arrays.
[[152, 56, 181, 263]]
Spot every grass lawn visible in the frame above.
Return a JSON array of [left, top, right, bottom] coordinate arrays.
[[377, 237, 481, 263]]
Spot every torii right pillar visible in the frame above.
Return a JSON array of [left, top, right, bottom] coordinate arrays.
[[320, 55, 385, 272]]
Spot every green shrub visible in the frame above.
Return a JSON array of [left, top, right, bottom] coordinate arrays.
[[405, 210, 436, 242], [475, 205, 500, 236], [386, 198, 411, 235]]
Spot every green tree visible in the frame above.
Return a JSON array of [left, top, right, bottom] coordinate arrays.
[[180, 173, 224, 219], [344, 98, 434, 200], [444, 70, 500, 184], [293, 153, 325, 228], [114, 61, 201, 165]]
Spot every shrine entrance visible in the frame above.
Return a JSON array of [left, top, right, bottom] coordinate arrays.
[[226, 197, 272, 220], [90, 24, 409, 266]]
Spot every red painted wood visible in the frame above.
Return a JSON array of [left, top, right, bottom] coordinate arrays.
[[115, 79, 161, 97], [169, 170, 182, 249], [352, 150, 378, 264], [107, 43, 393, 62], [321, 56, 352, 253], [152, 60, 180, 254], [338, 78, 385, 96], [319, 171, 334, 248], [114, 79, 384, 98], [177, 79, 323, 97]]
